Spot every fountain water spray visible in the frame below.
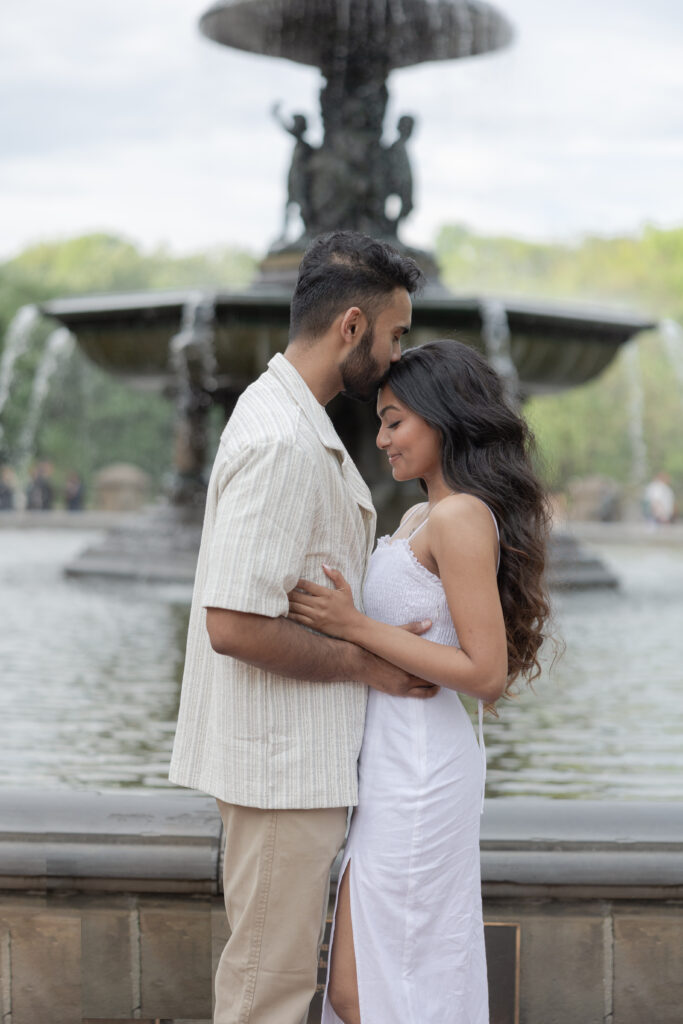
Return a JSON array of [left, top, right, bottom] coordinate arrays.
[[169, 292, 218, 397], [659, 319, 683, 405], [479, 298, 519, 406], [623, 341, 648, 491], [16, 328, 75, 479], [0, 305, 40, 445], [168, 293, 218, 504]]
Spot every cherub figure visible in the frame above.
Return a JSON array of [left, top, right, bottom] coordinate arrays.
[[384, 114, 416, 225], [272, 103, 315, 239]]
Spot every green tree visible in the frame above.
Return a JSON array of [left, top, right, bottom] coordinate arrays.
[[435, 224, 683, 502]]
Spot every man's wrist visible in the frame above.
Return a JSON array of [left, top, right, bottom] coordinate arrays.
[[338, 639, 372, 683]]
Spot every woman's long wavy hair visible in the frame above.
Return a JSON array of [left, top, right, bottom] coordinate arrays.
[[384, 339, 553, 695]]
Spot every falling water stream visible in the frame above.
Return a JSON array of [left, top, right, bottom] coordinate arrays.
[[169, 291, 218, 397], [0, 305, 40, 444], [660, 318, 683, 404], [16, 328, 75, 476], [479, 299, 519, 406], [623, 340, 648, 491]]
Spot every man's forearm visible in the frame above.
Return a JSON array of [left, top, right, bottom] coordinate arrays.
[[206, 607, 369, 682]]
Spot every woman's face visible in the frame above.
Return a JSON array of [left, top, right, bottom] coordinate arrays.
[[376, 384, 442, 482]]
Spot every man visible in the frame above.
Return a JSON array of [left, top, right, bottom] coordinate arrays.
[[169, 231, 434, 1024]]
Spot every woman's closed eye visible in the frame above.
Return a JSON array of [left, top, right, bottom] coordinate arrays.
[[388, 420, 401, 429]]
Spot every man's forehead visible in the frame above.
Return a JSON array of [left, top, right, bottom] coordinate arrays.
[[381, 287, 412, 321]]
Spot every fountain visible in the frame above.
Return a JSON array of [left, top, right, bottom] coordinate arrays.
[[37, 0, 655, 585]]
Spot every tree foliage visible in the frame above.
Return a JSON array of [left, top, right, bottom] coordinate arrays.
[[435, 224, 683, 500]]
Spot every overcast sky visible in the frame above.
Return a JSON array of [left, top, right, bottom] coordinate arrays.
[[1, 0, 682, 260]]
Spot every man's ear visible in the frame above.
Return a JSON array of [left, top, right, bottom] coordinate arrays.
[[339, 306, 367, 348]]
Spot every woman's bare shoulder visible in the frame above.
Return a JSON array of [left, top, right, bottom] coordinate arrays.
[[430, 493, 497, 548]]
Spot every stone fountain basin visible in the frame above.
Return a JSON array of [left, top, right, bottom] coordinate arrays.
[[42, 289, 655, 398], [199, 0, 514, 70]]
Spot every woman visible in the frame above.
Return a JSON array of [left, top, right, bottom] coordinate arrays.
[[288, 340, 551, 1024]]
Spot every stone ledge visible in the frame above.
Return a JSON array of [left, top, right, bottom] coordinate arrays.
[[0, 510, 136, 529], [567, 521, 683, 546], [0, 789, 221, 894], [0, 790, 681, 898], [479, 797, 683, 897]]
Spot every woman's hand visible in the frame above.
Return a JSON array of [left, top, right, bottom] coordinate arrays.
[[287, 565, 362, 641]]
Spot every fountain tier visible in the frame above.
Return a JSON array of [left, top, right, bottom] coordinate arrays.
[[200, 0, 513, 69], [42, 290, 653, 398]]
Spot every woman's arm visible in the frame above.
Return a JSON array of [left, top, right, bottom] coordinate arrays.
[[288, 496, 508, 704]]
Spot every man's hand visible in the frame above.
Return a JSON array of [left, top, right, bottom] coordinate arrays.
[[399, 618, 432, 635], [358, 648, 440, 699], [359, 618, 437, 699]]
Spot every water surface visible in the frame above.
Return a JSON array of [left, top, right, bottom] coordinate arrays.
[[1, 529, 681, 798]]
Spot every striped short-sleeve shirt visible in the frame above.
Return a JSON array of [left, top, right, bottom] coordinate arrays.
[[169, 353, 376, 808]]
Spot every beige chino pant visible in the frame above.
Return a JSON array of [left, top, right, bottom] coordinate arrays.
[[215, 800, 348, 1024]]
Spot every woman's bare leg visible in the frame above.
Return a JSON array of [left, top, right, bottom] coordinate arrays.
[[327, 862, 361, 1024]]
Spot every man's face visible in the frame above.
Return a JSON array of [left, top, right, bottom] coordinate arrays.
[[340, 288, 412, 402]]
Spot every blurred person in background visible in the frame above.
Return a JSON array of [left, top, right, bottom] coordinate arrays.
[[643, 471, 676, 524]]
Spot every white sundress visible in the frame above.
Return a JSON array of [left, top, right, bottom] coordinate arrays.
[[321, 507, 498, 1024]]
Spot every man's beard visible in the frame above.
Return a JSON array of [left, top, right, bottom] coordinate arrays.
[[340, 324, 383, 402]]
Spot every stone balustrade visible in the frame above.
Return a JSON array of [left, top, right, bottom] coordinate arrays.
[[0, 790, 681, 1023]]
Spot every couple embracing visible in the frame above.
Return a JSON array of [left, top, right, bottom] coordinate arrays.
[[169, 231, 550, 1024]]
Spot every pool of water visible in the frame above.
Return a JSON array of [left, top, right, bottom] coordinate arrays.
[[1, 528, 682, 799]]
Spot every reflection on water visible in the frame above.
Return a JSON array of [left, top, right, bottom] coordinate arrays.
[[0, 530, 191, 790], [485, 543, 683, 800], [0, 530, 682, 798]]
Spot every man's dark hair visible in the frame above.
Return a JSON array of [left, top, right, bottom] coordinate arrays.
[[289, 231, 424, 341]]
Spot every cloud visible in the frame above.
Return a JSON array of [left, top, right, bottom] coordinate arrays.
[[1, 0, 682, 258]]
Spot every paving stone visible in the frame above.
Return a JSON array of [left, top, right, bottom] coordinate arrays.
[[10, 911, 81, 1024], [81, 904, 137, 1018], [614, 907, 683, 1024], [139, 900, 212, 1019]]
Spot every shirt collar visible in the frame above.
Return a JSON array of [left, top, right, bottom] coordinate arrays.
[[267, 352, 346, 455]]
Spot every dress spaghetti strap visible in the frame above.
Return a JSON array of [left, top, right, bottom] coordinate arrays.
[[389, 503, 426, 540]]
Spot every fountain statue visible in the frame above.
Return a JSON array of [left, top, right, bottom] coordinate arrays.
[[204, 0, 510, 261], [38, 0, 654, 586]]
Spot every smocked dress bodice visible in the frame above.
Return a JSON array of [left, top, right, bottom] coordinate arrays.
[[364, 533, 460, 642]]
